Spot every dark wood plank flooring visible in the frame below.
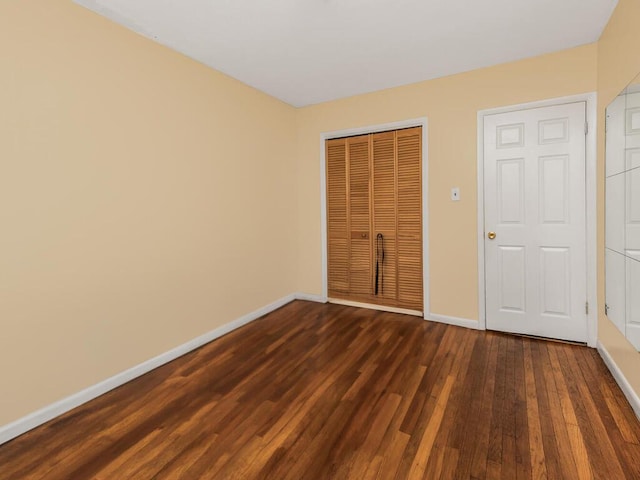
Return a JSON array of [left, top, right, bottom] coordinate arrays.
[[1, 300, 639, 479]]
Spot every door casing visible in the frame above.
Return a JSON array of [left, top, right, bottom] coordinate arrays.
[[477, 93, 598, 347]]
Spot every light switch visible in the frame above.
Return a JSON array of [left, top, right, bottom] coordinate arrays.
[[451, 187, 460, 201]]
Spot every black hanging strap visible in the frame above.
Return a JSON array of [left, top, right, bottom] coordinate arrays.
[[375, 233, 384, 295]]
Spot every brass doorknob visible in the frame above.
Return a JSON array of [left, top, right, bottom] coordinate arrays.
[[487, 232, 496, 240]]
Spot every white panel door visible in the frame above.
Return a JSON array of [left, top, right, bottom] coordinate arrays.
[[484, 102, 587, 342]]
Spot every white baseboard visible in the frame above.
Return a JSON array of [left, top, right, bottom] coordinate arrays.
[[425, 313, 482, 330], [295, 292, 328, 303], [597, 341, 640, 421], [0, 293, 297, 446]]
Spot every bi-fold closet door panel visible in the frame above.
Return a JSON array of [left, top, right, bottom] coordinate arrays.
[[327, 139, 349, 294], [396, 129, 423, 310], [372, 131, 398, 302], [348, 135, 373, 296], [326, 127, 422, 311]]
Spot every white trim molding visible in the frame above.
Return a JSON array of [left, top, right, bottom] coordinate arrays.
[[0, 293, 297, 446], [597, 341, 640, 421], [476, 93, 598, 347], [295, 292, 328, 303], [319, 117, 430, 315], [426, 313, 482, 330]]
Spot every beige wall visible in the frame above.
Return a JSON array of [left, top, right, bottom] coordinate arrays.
[[597, 0, 640, 396], [0, 1, 297, 425], [296, 45, 597, 321], [4, 0, 638, 434]]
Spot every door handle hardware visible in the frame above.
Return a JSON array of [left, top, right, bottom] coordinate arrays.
[[487, 232, 496, 240]]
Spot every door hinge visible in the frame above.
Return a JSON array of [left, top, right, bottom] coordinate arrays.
[[585, 301, 589, 315], [584, 121, 589, 135], [605, 303, 610, 315]]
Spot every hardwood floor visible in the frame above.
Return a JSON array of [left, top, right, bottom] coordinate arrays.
[[1, 300, 640, 479]]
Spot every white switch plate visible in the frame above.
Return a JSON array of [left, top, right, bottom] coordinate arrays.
[[451, 187, 460, 201]]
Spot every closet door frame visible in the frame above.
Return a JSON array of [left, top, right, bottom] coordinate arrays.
[[320, 117, 429, 316]]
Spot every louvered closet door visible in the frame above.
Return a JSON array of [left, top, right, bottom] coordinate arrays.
[[326, 127, 422, 311], [348, 135, 373, 296], [327, 138, 349, 294], [372, 131, 398, 301], [396, 127, 423, 310]]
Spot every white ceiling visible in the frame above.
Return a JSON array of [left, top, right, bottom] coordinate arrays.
[[74, 0, 618, 107]]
